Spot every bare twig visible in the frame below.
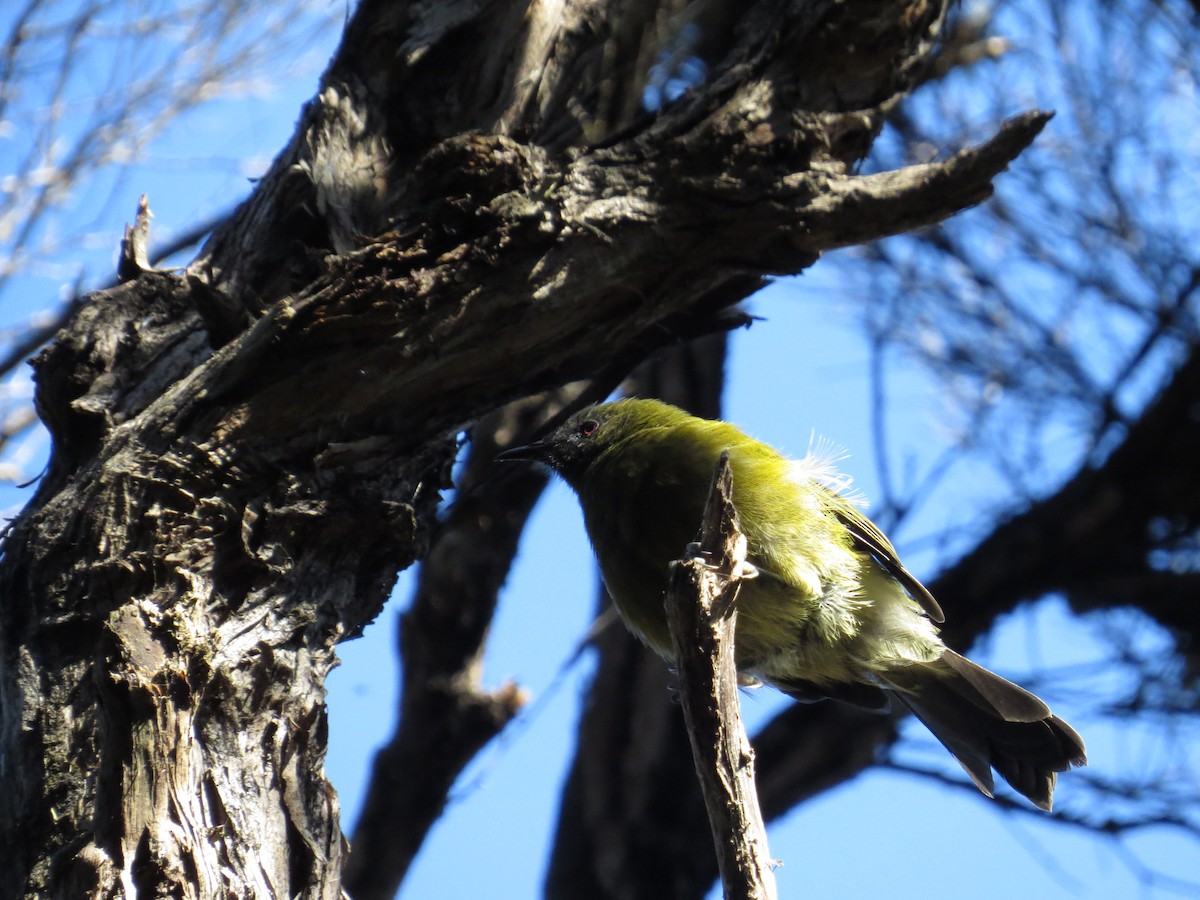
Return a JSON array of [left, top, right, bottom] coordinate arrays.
[[664, 453, 777, 900]]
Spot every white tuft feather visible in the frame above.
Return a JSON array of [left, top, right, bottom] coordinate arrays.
[[789, 432, 868, 508]]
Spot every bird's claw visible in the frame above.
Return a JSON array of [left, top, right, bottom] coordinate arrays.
[[736, 559, 759, 580], [681, 540, 759, 580]]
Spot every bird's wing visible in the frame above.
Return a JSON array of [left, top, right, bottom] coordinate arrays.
[[834, 502, 946, 623]]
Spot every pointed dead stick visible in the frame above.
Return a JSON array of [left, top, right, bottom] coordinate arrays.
[[665, 452, 778, 900]]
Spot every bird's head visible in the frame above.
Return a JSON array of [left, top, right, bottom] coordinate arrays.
[[495, 398, 683, 485]]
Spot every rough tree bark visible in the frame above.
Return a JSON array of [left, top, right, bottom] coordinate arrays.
[[0, 1, 1049, 897]]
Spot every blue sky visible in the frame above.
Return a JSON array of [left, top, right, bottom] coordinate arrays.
[[2, 4, 1197, 897]]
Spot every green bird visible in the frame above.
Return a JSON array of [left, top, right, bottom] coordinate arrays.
[[500, 397, 1086, 809]]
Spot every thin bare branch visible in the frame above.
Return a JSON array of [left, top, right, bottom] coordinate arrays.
[[665, 453, 777, 900]]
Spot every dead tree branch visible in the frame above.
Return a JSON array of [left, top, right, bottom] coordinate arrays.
[[665, 453, 777, 900]]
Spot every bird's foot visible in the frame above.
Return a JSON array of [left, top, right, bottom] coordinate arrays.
[[680, 541, 759, 579]]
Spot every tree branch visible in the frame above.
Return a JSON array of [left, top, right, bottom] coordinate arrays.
[[791, 110, 1053, 251], [665, 453, 777, 900], [932, 345, 1200, 649]]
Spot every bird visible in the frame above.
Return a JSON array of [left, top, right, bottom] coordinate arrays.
[[498, 397, 1086, 809]]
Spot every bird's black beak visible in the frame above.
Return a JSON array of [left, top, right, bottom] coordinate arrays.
[[494, 440, 551, 463]]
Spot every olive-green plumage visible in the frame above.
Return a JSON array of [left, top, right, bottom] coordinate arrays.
[[502, 398, 1086, 809]]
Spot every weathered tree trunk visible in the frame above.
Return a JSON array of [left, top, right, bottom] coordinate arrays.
[[0, 1, 1051, 896]]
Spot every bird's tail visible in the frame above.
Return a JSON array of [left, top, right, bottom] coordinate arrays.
[[884, 650, 1087, 810]]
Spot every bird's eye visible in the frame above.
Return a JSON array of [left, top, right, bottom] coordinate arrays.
[[579, 419, 600, 437]]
